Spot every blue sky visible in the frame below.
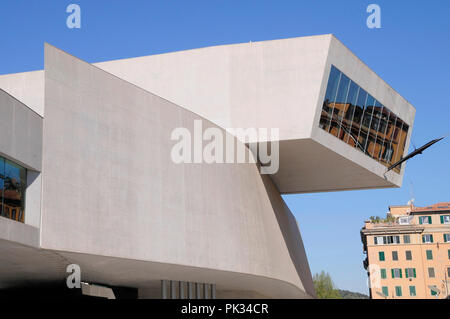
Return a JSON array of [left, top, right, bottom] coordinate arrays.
[[1, 1, 449, 294]]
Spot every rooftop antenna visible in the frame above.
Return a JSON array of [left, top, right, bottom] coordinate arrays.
[[407, 179, 415, 208]]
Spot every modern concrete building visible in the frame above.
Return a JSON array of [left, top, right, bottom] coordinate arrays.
[[361, 202, 450, 299], [0, 34, 415, 298]]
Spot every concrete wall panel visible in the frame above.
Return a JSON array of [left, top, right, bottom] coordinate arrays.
[[41, 44, 313, 298]]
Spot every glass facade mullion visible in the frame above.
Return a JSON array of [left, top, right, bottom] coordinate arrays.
[[386, 115, 398, 164], [355, 91, 369, 152], [326, 72, 342, 134], [369, 101, 384, 158], [336, 78, 352, 140], [344, 86, 360, 145], [377, 110, 391, 162], [362, 95, 375, 154], [392, 121, 405, 173]]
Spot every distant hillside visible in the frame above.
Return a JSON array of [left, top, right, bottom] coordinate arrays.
[[338, 289, 369, 299]]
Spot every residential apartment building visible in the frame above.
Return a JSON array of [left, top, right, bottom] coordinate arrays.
[[362, 203, 450, 299]]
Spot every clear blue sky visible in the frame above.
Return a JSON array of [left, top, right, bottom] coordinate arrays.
[[1, 0, 449, 294]]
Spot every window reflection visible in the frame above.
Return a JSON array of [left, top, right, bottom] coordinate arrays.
[[320, 66, 341, 132], [329, 73, 350, 138], [320, 66, 410, 173], [0, 156, 26, 223]]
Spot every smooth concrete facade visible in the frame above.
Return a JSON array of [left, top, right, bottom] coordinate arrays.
[[0, 35, 415, 298], [0, 35, 415, 193]]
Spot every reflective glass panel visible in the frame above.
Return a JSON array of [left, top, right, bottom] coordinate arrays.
[[329, 73, 350, 138], [360, 94, 375, 153], [377, 108, 391, 163], [353, 88, 368, 151], [2, 158, 26, 223], [341, 81, 359, 146], [319, 65, 409, 173], [368, 100, 384, 158], [320, 66, 341, 132], [391, 119, 404, 169]]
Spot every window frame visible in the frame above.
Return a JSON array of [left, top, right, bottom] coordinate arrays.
[[409, 286, 416, 297]]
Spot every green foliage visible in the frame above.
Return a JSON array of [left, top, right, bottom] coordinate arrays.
[[313, 271, 342, 299], [369, 214, 396, 223], [338, 289, 369, 299]]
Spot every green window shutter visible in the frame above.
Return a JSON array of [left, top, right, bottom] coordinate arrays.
[[430, 234, 434, 243], [413, 268, 416, 278], [448, 250, 450, 259], [399, 269, 402, 278], [379, 251, 385, 261], [391, 269, 394, 278], [422, 235, 425, 243], [441, 216, 444, 224], [409, 286, 416, 296], [428, 216, 432, 224], [419, 217, 422, 225], [382, 286, 389, 297], [444, 234, 447, 243], [426, 250, 433, 260], [381, 269, 386, 279], [405, 268, 408, 278]]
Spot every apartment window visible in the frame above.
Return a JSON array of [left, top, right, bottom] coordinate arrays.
[[403, 235, 411, 244], [0, 157, 27, 224], [381, 268, 387, 279], [379, 251, 385, 261], [374, 236, 384, 245], [422, 234, 434, 244], [319, 65, 409, 173], [392, 251, 398, 261], [399, 216, 412, 225], [381, 286, 389, 297], [387, 236, 400, 244], [441, 215, 450, 224], [448, 249, 450, 259], [419, 216, 432, 224], [392, 268, 402, 279], [428, 267, 435, 278], [426, 250, 433, 260], [444, 234, 450, 243], [447, 267, 450, 278], [409, 286, 416, 297], [430, 286, 438, 296], [405, 268, 416, 278], [395, 286, 402, 297], [405, 250, 412, 260], [375, 235, 400, 245]]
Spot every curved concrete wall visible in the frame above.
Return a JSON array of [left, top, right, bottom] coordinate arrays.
[[41, 44, 313, 298]]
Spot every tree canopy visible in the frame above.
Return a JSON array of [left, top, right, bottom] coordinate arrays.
[[313, 271, 342, 299]]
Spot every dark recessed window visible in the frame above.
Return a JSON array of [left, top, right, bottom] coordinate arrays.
[[392, 251, 398, 261]]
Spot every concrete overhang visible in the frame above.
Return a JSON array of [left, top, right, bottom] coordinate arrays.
[[0, 35, 415, 194]]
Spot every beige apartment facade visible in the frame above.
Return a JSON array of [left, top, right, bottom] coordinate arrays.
[[362, 203, 450, 299]]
